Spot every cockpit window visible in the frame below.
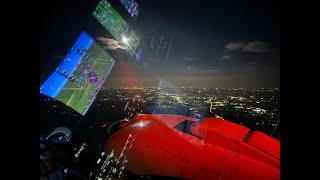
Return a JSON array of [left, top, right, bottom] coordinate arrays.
[[174, 120, 201, 139]]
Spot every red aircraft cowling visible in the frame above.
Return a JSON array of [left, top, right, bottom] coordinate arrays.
[[105, 114, 280, 180]]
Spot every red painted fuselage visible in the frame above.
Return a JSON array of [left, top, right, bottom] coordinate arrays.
[[105, 114, 280, 179]]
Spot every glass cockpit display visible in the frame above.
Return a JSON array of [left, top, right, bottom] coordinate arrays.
[[40, 31, 115, 115], [119, 0, 140, 19], [92, 0, 140, 56]]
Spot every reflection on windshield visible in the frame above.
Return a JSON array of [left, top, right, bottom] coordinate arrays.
[[151, 78, 206, 119], [174, 120, 202, 139]]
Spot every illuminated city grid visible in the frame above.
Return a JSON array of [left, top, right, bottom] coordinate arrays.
[[41, 88, 280, 135]]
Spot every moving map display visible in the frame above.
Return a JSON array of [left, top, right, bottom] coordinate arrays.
[[40, 32, 115, 115], [92, 0, 140, 56]]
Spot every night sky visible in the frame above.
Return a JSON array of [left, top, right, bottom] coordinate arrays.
[[40, 0, 280, 88]]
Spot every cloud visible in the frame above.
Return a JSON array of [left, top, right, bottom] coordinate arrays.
[[242, 41, 272, 53], [96, 37, 127, 50], [201, 69, 221, 73], [248, 61, 257, 65], [185, 66, 200, 72], [224, 41, 246, 52], [220, 55, 232, 60], [224, 41, 277, 53], [186, 66, 194, 70], [184, 57, 197, 61], [185, 66, 220, 73]]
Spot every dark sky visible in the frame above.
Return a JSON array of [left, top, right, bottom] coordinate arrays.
[[41, 0, 280, 88]]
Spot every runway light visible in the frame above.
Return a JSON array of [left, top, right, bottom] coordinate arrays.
[[122, 35, 129, 45]]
